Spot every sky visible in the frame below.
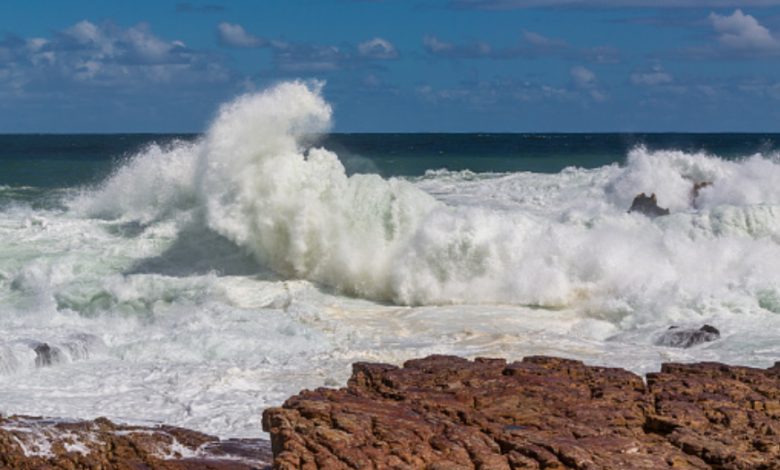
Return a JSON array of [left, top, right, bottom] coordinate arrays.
[[1, 0, 780, 132]]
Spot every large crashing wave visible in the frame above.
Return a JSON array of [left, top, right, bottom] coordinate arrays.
[[77, 82, 440, 302], [75, 81, 780, 319]]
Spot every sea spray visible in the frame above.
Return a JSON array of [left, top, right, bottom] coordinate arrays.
[[196, 82, 439, 300], [70, 81, 780, 316]]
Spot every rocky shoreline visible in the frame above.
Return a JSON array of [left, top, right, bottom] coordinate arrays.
[[4, 355, 780, 469], [0, 415, 272, 469], [264, 355, 780, 469]]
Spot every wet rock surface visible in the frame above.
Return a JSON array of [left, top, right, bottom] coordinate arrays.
[[0, 415, 271, 469], [656, 324, 721, 348], [629, 192, 670, 217], [264, 355, 780, 469]]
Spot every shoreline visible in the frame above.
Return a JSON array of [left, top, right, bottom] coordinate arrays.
[[0, 415, 271, 469], [4, 354, 780, 468]]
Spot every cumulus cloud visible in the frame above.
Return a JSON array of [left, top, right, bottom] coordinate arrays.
[[217, 22, 265, 48], [357, 38, 398, 59], [451, 0, 780, 8], [0, 20, 228, 93], [708, 9, 780, 52], [214, 23, 398, 72]]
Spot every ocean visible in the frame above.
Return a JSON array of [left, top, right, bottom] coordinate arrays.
[[2, 81, 780, 438]]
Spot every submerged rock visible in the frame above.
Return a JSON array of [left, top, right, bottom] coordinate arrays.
[[0, 415, 271, 469], [33, 343, 61, 367], [656, 324, 720, 348], [264, 354, 780, 468], [629, 192, 670, 217]]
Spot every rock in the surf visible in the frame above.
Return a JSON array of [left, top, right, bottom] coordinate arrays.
[[656, 324, 720, 348], [628, 192, 670, 217], [33, 343, 61, 367], [0, 415, 271, 469]]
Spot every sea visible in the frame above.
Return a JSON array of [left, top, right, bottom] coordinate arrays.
[[2, 81, 780, 438]]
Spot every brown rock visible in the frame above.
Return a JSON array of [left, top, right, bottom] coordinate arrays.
[[0, 415, 271, 469], [264, 355, 780, 469]]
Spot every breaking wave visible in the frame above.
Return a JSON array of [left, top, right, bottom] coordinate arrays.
[[72, 81, 780, 319]]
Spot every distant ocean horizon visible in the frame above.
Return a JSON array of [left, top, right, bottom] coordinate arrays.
[[2, 83, 780, 438], [2, 132, 778, 188]]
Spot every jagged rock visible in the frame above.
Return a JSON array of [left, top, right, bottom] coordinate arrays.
[[264, 354, 780, 469], [656, 324, 721, 348], [0, 415, 271, 469], [629, 193, 670, 217]]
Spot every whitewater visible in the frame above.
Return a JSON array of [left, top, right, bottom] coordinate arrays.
[[2, 81, 780, 437]]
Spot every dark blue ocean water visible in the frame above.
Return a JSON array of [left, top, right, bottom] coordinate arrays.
[[1, 133, 778, 190]]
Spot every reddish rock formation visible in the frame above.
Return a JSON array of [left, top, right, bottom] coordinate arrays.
[[0, 415, 271, 469], [263, 355, 780, 469]]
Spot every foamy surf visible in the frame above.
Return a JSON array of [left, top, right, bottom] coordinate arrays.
[[2, 81, 780, 437]]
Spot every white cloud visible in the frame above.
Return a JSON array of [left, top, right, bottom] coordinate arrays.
[[67, 20, 102, 44], [570, 66, 607, 101], [0, 20, 228, 92], [217, 22, 264, 48], [571, 66, 596, 87], [522, 31, 566, 48], [358, 38, 398, 59], [709, 9, 780, 52], [423, 36, 453, 53], [631, 66, 673, 86]]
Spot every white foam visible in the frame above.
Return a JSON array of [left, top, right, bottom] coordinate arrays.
[[1, 81, 780, 439]]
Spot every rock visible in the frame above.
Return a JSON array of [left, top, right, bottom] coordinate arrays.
[[629, 193, 670, 217], [0, 415, 271, 469], [658, 324, 721, 349], [33, 342, 61, 367], [656, 324, 721, 348], [264, 354, 780, 469]]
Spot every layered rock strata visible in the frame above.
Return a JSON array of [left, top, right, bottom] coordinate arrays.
[[0, 415, 271, 469], [263, 355, 780, 469]]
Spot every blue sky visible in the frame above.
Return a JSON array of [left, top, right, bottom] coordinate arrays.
[[2, 0, 780, 132]]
